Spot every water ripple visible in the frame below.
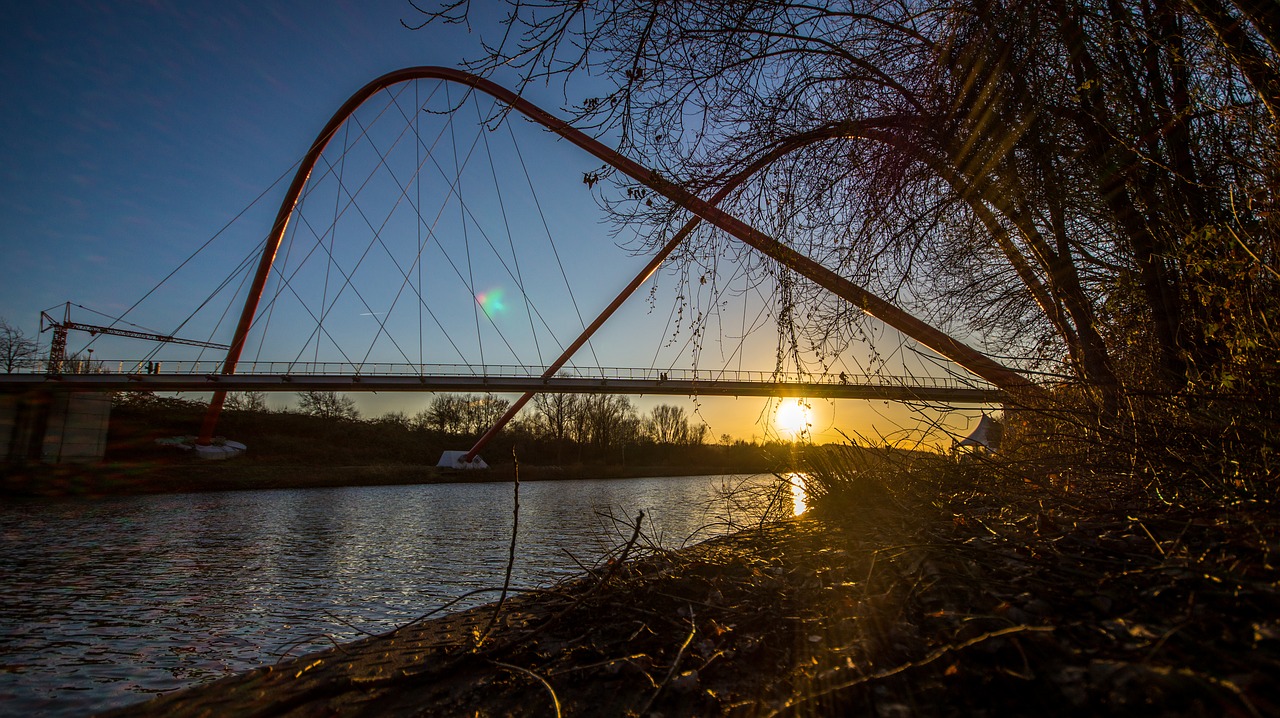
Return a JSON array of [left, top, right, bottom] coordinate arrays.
[[0, 474, 786, 716]]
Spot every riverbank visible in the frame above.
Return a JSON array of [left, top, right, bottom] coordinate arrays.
[[0, 459, 765, 498], [104, 471, 1279, 717]]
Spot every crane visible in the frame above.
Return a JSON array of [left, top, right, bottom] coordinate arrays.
[[40, 302, 229, 374]]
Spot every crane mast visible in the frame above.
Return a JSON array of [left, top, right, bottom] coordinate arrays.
[[40, 302, 228, 374]]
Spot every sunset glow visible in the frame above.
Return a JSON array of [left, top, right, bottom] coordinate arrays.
[[774, 399, 812, 440]]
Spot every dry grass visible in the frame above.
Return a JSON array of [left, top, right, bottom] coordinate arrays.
[[111, 446, 1280, 716]]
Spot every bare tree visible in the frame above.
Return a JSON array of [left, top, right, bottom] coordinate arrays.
[[533, 391, 580, 462], [644, 403, 689, 445], [423, 393, 511, 435], [296, 391, 360, 420], [0, 318, 38, 373], [463, 394, 511, 435], [412, 0, 1279, 408], [425, 394, 466, 432], [687, 421, 709, 446], [226, 391, 269, 412], [579, 394, 638, 448], [533, 392, 579, 443], [373, 410, 411, 429], [409, 407, 434, 431]]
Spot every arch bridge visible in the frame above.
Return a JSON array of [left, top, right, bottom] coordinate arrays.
[[6, 66, 1030, 464]]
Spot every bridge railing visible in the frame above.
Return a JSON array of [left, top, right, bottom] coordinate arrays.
[[24, 359, 998, 391]]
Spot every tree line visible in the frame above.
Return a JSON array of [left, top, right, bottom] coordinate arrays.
[[239, 390, 711, 452], [113, 390, 767, 469]]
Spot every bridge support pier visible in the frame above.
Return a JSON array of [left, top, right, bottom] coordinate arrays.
[[2, 390, 111, 465]]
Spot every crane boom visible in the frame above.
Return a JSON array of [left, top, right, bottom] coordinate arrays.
[[40, 303, 228, 373]]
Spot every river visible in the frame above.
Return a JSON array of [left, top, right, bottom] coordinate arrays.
[[0, 473, 801, 716]]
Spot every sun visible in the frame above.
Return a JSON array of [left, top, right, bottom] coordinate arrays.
[[774, 400, 812, 440]]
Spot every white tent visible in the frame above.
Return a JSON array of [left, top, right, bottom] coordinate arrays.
[[437, 450, 489, 470], [955, 415, 1003, 453]]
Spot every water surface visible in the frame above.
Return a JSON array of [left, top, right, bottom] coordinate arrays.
[[0, 474, 793, 716]]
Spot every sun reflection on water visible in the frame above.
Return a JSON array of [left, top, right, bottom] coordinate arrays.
[[787, 473, 808, 516]]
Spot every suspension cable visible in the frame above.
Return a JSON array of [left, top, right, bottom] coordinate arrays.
[[506, 116, 601, 367], [480, 101, 542, 366]]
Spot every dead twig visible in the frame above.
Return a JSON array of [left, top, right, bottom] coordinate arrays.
[[463, 512, 650, 663], [596, 511, 646, 589], [400, 586, 576, 631], [480, 448, 521, 645], [547, 653, 652, 678], [560, 547, 601, 579], [775, 625, 1055, 715], [272, 632, 349, 664], [490, 660, 562, 718], [637, 605, 698, 716], [321, 610, 378, 638]]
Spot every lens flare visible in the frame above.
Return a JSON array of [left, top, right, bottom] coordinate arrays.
[[476, 288, 506, 316]]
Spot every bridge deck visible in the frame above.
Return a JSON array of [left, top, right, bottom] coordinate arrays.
[[0, 372, 1004, 404]]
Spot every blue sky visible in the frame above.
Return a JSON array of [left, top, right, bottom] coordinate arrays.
[[1, 1, 508, 323], [0, 1, 991, 445], [0, 2, 650, 364]]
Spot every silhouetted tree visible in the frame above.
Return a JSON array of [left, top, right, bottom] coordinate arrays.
[[296, 391, 359, 420], [0, 319, 38, 373], [373, 410, 411, 429], [413, 0, 1279, 409], [462, 394, 511, 435], [423, 393, 511, 436], [580, 394, 639, 448], [645, 404, 689, 445], [226, 391, 269, 412], [532, 391, 580, 462]]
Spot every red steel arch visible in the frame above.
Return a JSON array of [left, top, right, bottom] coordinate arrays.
[[198, 66, 1034, 444]]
